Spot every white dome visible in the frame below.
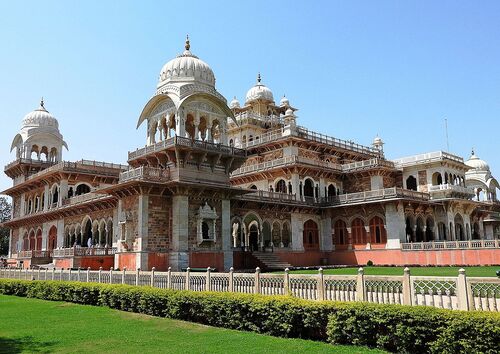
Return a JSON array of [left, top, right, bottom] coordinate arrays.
[[285, 107, 294, 116], [466, 150, 490, 171], [229, 96, 240, 109], [280, 95, 289, 106], [373, 136, 383, 144], [245, 74, 274, 103], [158, 37, 215, 87], [22, 99, 59, 129]]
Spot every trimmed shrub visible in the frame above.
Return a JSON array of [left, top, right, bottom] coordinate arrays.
[[326, 302, 500, 353], [1, 279, 499, 353]]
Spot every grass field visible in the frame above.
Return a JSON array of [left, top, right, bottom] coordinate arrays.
[[0, 295, 385, 354], [285, 266, 499, 277]]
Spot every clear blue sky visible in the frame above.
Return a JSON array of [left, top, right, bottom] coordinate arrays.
[[1, 1, 499, 192]]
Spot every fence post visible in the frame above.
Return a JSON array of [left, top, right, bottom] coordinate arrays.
[[456, 268, 470, 311], [136, 268, 140, 286], [77, 267, 81, 282], [167, 267, 172, 289], [98, 267, 102, 283], [356, 267, 365, 301], [122, 267, 126, 285], [185, 267, 191, 290], [60, 268, 64, 281], [318, 268, 325, 301], [229, 267, 234, 292], [52, 267, 56, 280], [110, 267, 114, 284], [284, 268, 290, 295], [86, 267, 90, 282], [255, 267, 261, 294], [150, 267, 155, 287], [38, 267, 41, 280], [45, 268, 48, 280], [402, 267, 411, 305], [206, 267, 211, 292], [25, 268, 28, 280], [68, 268, 72, 281]]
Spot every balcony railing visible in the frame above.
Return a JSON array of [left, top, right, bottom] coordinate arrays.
[[238, 187, 430, 206], [232, 156, 394, 177], [428, 183, 475, 196], [401, 239, 499, 250], [119, 166, 171, 183], [61, 193, 104, 206], [18, 250, 52, 258], [128, 136, 246, 161], [52, 247, 117, 258], [237, 125, 380, 157], [392, 151, 464, 168], [4, 158, 55, 171]]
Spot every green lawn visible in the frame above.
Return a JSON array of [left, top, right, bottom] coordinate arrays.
[[285, 266, 499, 277], [0, 295, 385, 354]]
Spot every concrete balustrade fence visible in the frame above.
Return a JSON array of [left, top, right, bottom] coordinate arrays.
[[1, 267, 498, 312]]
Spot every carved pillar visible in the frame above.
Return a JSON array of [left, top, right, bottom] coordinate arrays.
[[194, 111, 200, 140], [207, 115, 213, 142], [175, 109, 186, 138]]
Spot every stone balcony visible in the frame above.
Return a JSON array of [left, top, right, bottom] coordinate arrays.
[[119, 166, 171, 183], [52, 247, 117, 258], [428, 183, 475, 200], [231, 156, 395, 177], [128, 136, 246, 162], [392, 151, 465, 168]]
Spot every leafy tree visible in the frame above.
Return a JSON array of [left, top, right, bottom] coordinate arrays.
[[0, 197, 12, 256]]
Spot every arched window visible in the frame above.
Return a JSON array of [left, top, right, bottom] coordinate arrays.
[[303, 219, 319, 249], [303, 179, 315, 198], [52, 187, 59, 205], [275, 179, 287, 193], [425, 218, 434, 241], [369, 217, 386, 244], [432, 172, 443, 186], [351, 218, 366, 244], [327, 184, 336, 197], [76, 184, 91, 196], [334, 220, 348, 245], [405, 217, 414, 242], [48, 226, 57, 250], [406, 176, 417, 191]]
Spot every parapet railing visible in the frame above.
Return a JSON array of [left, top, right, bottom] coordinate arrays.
[[1, 267, 497, 312], [428, 183, 475, 195], [392, 151, 464, 168], [237, 125, 380, 157], [119, 166, 171, 183], [232, 156, 394, 177], [17, 250, 52, 258], [401, 239, 500, 250], [237, 187, 430, 206], [128, 136, 246, 161], [52, 247, 117, 257]]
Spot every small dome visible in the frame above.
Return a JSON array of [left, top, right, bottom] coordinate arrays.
[[373, 136, 383, 145], [285, 107, 294, 116], [466, 150, 490, 171], [280, 95, 289, 106], [22, 99, 59, 129], [158, 36, 215, 87], [245, 73, 274, 103], [229, 96, 240, 109]]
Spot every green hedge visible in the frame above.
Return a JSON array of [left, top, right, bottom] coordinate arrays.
[[1, 279, 499, 353]]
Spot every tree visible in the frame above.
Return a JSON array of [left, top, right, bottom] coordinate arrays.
[[0, 197, 12, 256]]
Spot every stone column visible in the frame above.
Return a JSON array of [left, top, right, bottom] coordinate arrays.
[[385, 202, 405, 249], [41, 223, 49, 250], [136, 194, 149, 270], [43, 185, 50, 211], [194, 112, 200, 140], [346, 227, 353, 250], [221, 199, 233, 270], [59, 180, 68, 206], [8, 230, 12, 258], [20, 193, 25, 217], [56, 219, 65, 248], [319, 215, 333, 251], [175, 109, 186, 138], [290, 213, 304, 251], [170, 195, 189, 271], [207, 115, 213, 142]]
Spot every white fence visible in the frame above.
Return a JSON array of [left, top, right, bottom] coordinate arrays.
[[0, 267, 498, 312]]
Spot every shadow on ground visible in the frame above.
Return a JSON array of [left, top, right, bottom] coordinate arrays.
[[0, 337, 57, 353]]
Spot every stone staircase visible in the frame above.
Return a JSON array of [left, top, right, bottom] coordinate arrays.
[[251, 252, 293, 271]]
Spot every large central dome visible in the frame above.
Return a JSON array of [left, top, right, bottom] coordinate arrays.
[[158, 37, 215, 88], [245, 73, 274, 104]]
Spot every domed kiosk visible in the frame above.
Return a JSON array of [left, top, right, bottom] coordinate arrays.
[[465, 149, 499, 202]]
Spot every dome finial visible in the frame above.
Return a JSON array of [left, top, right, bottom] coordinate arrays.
[[185, 35, 190, 51], [257, 72, 261, 84], [471, 147, 475, 156], [40, 97, 44, 108]]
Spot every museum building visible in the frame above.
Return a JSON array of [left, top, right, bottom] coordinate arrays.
[[3, 38, 500, 271]]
